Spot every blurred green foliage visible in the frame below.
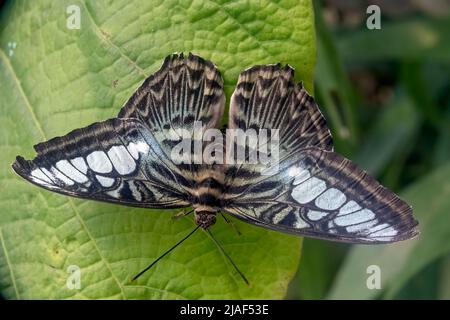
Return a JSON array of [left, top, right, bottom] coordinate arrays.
[[288, 1, 450, 300]]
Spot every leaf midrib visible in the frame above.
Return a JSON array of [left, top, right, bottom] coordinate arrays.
[[0, 226, 20, 299]]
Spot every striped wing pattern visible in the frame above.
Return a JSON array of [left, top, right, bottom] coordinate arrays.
[[222, 148, 418, 243], [223, 64, 333, 193], [12, 53, 225, 209], [118, 53, 225, 163], [228, 64, 333, 153], [13, 118, 191, 208], [119, 53, 226, 197], [223, 65, 418, 243]]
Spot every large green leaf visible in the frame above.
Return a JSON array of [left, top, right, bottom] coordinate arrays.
[[327, 162, 450, 299], [0, 0, 316, 299]]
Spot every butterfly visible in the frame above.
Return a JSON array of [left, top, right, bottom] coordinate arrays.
[[12, 53, 419, 276]]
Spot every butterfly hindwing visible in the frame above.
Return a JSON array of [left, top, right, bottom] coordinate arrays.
[[229, 64, 333, 153], [119, 53, 225, 160]]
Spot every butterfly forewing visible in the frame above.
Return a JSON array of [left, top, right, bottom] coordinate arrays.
[[13, 118, 191, 208], [223, 65, 418, 243], [222, 147, 418, 243]]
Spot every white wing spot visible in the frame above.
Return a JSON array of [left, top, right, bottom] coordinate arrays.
[[293, 212, 309, 229], [41, 168, 54, 181], [106, 183, 123, 199], [273, 210, 289, 224], [127, 141, 149, 160], [287, 166, 310, 185], [346, 219, 378, 233], [334, 209, 375, 226], [56, 160, 88, 183], [128, 181, 142, 201], [31, 169, 52, 184], [86, 151, 112, 173], [70, 157, 88, 174], [307, 210, 329, 221], [96, 175, 115, 187], [51, 167, 74, 185], [315, 188, 347, 210], [366, 223, 389, 233], [338, 200, 362, 216], [107, 145, 136, 175], [370, 226, 398, 237], [291, 177, 327, 204]]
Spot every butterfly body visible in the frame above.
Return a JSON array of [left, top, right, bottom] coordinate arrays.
[[194, 211, 218, 229], [12, 53, 419, 245], [190, 167, 223, 228]]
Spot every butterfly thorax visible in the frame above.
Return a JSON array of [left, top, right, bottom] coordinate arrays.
[[192, 181, 221, 228], [190, 166, 224, 228]]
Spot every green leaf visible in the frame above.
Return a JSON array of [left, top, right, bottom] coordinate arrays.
[[337, 16, 450, 63], [327, 162, 450, 300], [313, 1, 359, 155], [439, 257, 450, 299], [286, 239, 347, 300], [0, 0, 316, 299], [354, 90, 420, 177]]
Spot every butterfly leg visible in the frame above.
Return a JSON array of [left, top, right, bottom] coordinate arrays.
[[221, 213, 241, 236], [172, 209, 194, 220]]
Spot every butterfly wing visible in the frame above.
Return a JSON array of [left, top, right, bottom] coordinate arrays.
[[223, 65, 418, 243], [12, 118, 191, 208], [13, 53, 225, 209], [229, 64, 332, 152], [119, 52, 225, 160], [119, 52, 226, 191], [222, 147, 418, 243]]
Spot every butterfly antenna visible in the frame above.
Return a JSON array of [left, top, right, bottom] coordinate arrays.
[[220, 213, 241, 236], [206, 229, 250, 285], [131, 225, 200, 282]]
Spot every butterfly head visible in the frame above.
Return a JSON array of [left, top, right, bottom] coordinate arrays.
[[194, 211, 217, 229]]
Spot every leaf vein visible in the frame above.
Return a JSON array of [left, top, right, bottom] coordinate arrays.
[[0, 227, 20, 299], [81, 1, 148, 78]]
